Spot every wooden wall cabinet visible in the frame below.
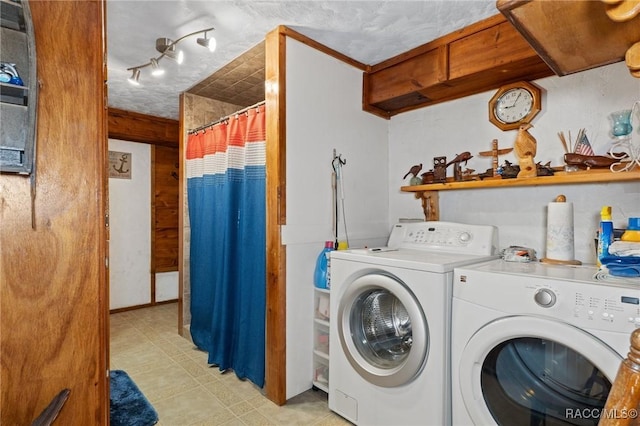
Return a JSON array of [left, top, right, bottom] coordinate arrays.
[[0, 0, 37, 174], [363, 14, 554, 119], [497, 0, 640, 76]]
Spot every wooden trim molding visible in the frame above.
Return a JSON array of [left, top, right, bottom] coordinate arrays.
[[264, 25, 287, 406], [280, 26, 367, 71], [178, 93, 186, 335], [108, 107, 179, 147]]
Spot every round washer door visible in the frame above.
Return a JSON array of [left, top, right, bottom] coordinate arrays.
[[458, 316, 621, 426], [337, 272, 428, 388]]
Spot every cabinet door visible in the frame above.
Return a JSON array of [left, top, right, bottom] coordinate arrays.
[[0, 0, 37, 174]]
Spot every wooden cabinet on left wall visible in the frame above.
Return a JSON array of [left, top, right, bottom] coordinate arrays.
[[1, 1, 108, 424]]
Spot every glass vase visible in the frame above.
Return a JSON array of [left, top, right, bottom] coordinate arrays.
[[610, 109, 632, 137]]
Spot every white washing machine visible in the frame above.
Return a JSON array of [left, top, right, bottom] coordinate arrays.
[[328, 221, 499, 426], [451, 260, 640, 426]]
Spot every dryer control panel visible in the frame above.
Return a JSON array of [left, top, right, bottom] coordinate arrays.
[[571, 287, 640, 329], [454, 260, 640, 334], [387, 221, 498, 255], [524, 282, 640, 332]]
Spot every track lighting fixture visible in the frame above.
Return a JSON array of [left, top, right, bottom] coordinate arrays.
[[126, 27, 215, 86]]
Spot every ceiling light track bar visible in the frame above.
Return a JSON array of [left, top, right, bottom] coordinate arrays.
[[126, 27, 215, 84]]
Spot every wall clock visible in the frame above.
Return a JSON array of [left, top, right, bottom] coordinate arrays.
[[488, 81, 542, 131]]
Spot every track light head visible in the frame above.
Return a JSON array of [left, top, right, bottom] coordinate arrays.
[[150, 58, 165, 76], [127, 68, 141, 86], [197, 32, 216, 52]]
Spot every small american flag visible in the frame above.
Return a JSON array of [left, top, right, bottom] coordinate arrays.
[[573, 132, 594, 156]]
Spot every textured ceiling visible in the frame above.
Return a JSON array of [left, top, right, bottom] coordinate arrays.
[[187, 41, 265, 108], [106, 1, 498, 120]]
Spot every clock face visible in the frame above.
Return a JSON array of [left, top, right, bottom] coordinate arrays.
[[494, 88, 534, 124]]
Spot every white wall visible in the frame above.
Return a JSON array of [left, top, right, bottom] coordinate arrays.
[[389, 62, 640, 264], [108, 139, 151, 309], [284, 38, 389, 398]]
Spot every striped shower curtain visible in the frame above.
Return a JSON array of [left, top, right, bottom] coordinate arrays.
[[186, 104, 266, 387]]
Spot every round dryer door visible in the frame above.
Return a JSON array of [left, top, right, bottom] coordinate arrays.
[[337, 272, 428, 388], [458, 316, 620, 426]]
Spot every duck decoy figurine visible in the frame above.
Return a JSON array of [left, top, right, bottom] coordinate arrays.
[[445, 152, 473, 168], [403, 163, 423, 180], [514, 123, 537, 178]]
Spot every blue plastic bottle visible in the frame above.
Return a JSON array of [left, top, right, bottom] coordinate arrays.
[[597, 206, 613, 267], [314, 241, 334, 289]]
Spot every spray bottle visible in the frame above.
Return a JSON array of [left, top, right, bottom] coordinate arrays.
[[597, 206, 613, 267]]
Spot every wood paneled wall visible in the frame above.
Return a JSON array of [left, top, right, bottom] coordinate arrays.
[[152, 145, 180, 273], [0, 1, 108, 423]]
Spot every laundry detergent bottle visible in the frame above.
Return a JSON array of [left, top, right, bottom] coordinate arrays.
[[621, 218, 640, 242], [597, 206, 614, 266], [314, 241, 334, 289]]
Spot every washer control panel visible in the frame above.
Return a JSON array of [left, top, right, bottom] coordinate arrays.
[[387, 221, 498, 255]]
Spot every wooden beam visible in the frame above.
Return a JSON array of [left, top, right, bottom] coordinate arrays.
[[107, 107, 179, 147]]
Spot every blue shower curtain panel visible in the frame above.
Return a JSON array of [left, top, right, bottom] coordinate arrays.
[[186, 105, 266, 387]]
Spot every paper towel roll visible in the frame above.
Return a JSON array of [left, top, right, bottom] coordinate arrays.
[[545, 201, 575, 261]]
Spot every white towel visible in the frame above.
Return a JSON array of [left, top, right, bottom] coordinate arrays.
[[608, 241, 640, 257]]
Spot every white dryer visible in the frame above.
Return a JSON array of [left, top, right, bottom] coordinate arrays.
[[329, 221, 498, 426], [451, 260, 640, 426]]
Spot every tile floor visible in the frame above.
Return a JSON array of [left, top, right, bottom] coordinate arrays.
[[110, 302, 351, 426]]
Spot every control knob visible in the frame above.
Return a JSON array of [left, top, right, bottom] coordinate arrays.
[[534, 288, 557, 308], [458, 232, 472, 244]]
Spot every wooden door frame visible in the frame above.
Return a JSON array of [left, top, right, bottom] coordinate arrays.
[[264, 27, 287, 405]]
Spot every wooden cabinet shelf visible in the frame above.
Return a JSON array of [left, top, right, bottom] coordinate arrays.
[[0, 81, 28, 105], [402, 168, 640, 220], [1, 0, 25, 31]]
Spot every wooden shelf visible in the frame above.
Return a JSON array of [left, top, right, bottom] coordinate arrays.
[[0, 81, 28, 106], [402, 167, 640, 192], [402, 167, 640, 221]]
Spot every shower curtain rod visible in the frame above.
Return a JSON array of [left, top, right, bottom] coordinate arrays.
[[188, 100, 266, 135]]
